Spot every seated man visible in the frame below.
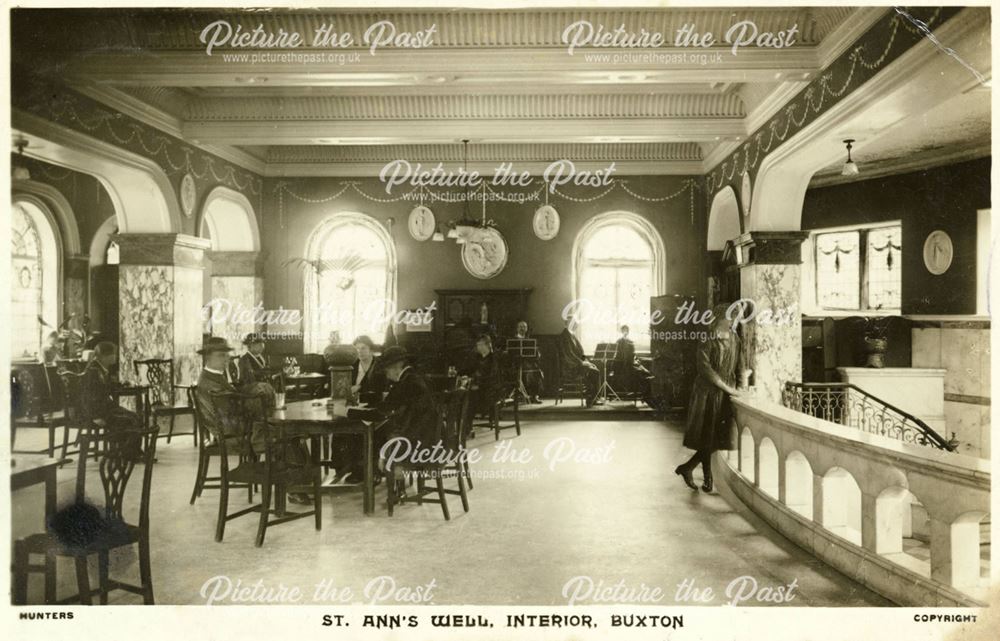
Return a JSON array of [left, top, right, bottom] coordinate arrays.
[[557, 316, 600, 407], [459, 334, 506, 418], [197, 337, 309, 502], [612, 325, 654, 404], [81, 341, 142, 432], [349, 347, 440, 479], [513, 320, 544, 404]]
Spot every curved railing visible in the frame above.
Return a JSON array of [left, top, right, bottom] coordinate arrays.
[[721, 397, 990, 607], [782, 382, 955, 451]]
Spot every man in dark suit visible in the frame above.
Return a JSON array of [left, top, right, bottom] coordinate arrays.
[[612, 324, 654, 405], [81, 341, 141, 431], [195, 337, 243, 440], [557, 317, 600, 407], [514, 320, 544, 404]]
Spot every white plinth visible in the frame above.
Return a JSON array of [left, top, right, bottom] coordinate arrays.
[[837, 367, 947, 433]]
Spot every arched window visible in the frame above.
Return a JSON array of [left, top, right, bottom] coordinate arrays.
[[304, 213, 396, 352], [573, 212, 664, 352], [11, 201, 60, 360]]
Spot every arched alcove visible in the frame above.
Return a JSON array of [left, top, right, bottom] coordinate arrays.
[[758, 437, 779, 498], [13, 110, 182, 234], [784, 451, 813, 519], [821, 467, 862, 546], [738, 427, 755, 483], [199, 186, 260, 252], [706, 185, 742, 250]]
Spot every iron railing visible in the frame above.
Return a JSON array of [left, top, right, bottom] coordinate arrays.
[[782, 382, 955, 451]]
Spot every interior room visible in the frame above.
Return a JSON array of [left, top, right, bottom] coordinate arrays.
[[7, 5, 992, 608]]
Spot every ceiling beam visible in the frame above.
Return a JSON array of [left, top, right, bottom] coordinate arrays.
[[181, 117, 746, 145], [63, 47, 820, 88]]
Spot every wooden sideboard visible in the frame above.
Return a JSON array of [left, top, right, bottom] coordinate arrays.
[[434, 288, 532, 363]]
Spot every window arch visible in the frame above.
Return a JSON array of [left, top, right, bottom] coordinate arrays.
[[304, 213, 396, 352], [572, 212, 664, 352], [11, 200, 61, 360]]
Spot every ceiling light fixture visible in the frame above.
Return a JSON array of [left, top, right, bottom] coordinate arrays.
[[12, 137, 30, 181], [841, 139, 860, 177]]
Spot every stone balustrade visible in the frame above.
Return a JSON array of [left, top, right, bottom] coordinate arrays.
[[720, 396, 990, 607]]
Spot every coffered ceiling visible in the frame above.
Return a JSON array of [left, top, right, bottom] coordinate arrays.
[[13, 7, 892, 176]]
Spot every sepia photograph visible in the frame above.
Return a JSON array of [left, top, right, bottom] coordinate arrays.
[[2, 1, 995, 639]]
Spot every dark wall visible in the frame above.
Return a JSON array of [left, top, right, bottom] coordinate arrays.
[[260, 175, 705, 343], [14, 155, 118, 250], [801, 157, 990, 315]]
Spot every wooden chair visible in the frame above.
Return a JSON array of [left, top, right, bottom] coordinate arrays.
[[12, 426, 159, 605], [387, 388, 471, 520], [204, 390, 322, 547], [552, 353, 588, 407], [133, 359, 194, 444], [58, 370, 107, 460], [187, 385, 255, 505], [11, 363, 70, 458]]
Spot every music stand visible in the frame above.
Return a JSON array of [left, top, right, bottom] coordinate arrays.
[[592, 342, 622, 403], [505, 338, 538, 402]]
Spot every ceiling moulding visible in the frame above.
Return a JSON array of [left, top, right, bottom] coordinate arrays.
[[705, 7, 887, 173], [184, 93, 747, 121], [263, 160, 704, 178], [808, 143, 992, 189], [264, 142, 703, 164], [74, 84, 266, 175], [24, 7, 839, 51]]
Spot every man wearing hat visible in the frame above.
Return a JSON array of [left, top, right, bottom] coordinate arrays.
[[349, 346, 440, 473], [195, 337, 244, 441]]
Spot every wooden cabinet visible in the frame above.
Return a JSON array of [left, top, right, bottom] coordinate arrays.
[[649, 293, 697, 411], [434, 289, 532, 363]]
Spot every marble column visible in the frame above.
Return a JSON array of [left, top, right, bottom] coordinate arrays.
[[204, 250, 265, 345], [736, 231, 810, 404], [115, 233, 210, 388]]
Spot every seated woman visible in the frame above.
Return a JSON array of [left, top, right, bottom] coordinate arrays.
[[233, 333, 282, 404], [612, 324, 654, 404], [350, 335, 384, 406]]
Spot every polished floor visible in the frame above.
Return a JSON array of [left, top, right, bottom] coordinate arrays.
[[11, 416, 890, 606]]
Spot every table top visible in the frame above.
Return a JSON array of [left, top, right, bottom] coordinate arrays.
[[286, 372, 326, 380], [271, 398, 352, 422], [11, 455, 62, 479]]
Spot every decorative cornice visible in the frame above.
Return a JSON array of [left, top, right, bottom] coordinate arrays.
[[114, 233, 211, 269], [737, 231, 810, 265], [187, 93, 746, 121]]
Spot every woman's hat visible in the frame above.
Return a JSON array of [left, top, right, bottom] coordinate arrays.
[[243, 332, 265, 346], [197, 337, 234, 355], [379, 346, 408, 368]]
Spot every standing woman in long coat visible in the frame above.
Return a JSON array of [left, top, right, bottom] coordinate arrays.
[[676, 304, 742, 493]]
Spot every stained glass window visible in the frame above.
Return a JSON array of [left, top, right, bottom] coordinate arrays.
[[11, 204, 44, 359], [814, 224, 901, 312], [866, 227, 902, 310]]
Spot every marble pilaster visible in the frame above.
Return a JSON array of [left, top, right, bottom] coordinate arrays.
[[115, 234, 210, 388], [205, 250, 265, 345], [737, 231, 809, 404]]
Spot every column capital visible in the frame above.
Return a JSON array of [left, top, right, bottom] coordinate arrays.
[[113, 233, 211, 269], [736, 231, 810, 266], [65, 253, 90, 278], [206, 250, 266, 277]]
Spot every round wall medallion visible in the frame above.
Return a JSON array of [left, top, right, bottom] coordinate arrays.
[[533, 204, 560, 240], [461, 227, 509, 279], [408, 205, 435, 241], [180, 173, 196, 218], [740, 171, 752, 218], [923, 230, 954, 275]]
